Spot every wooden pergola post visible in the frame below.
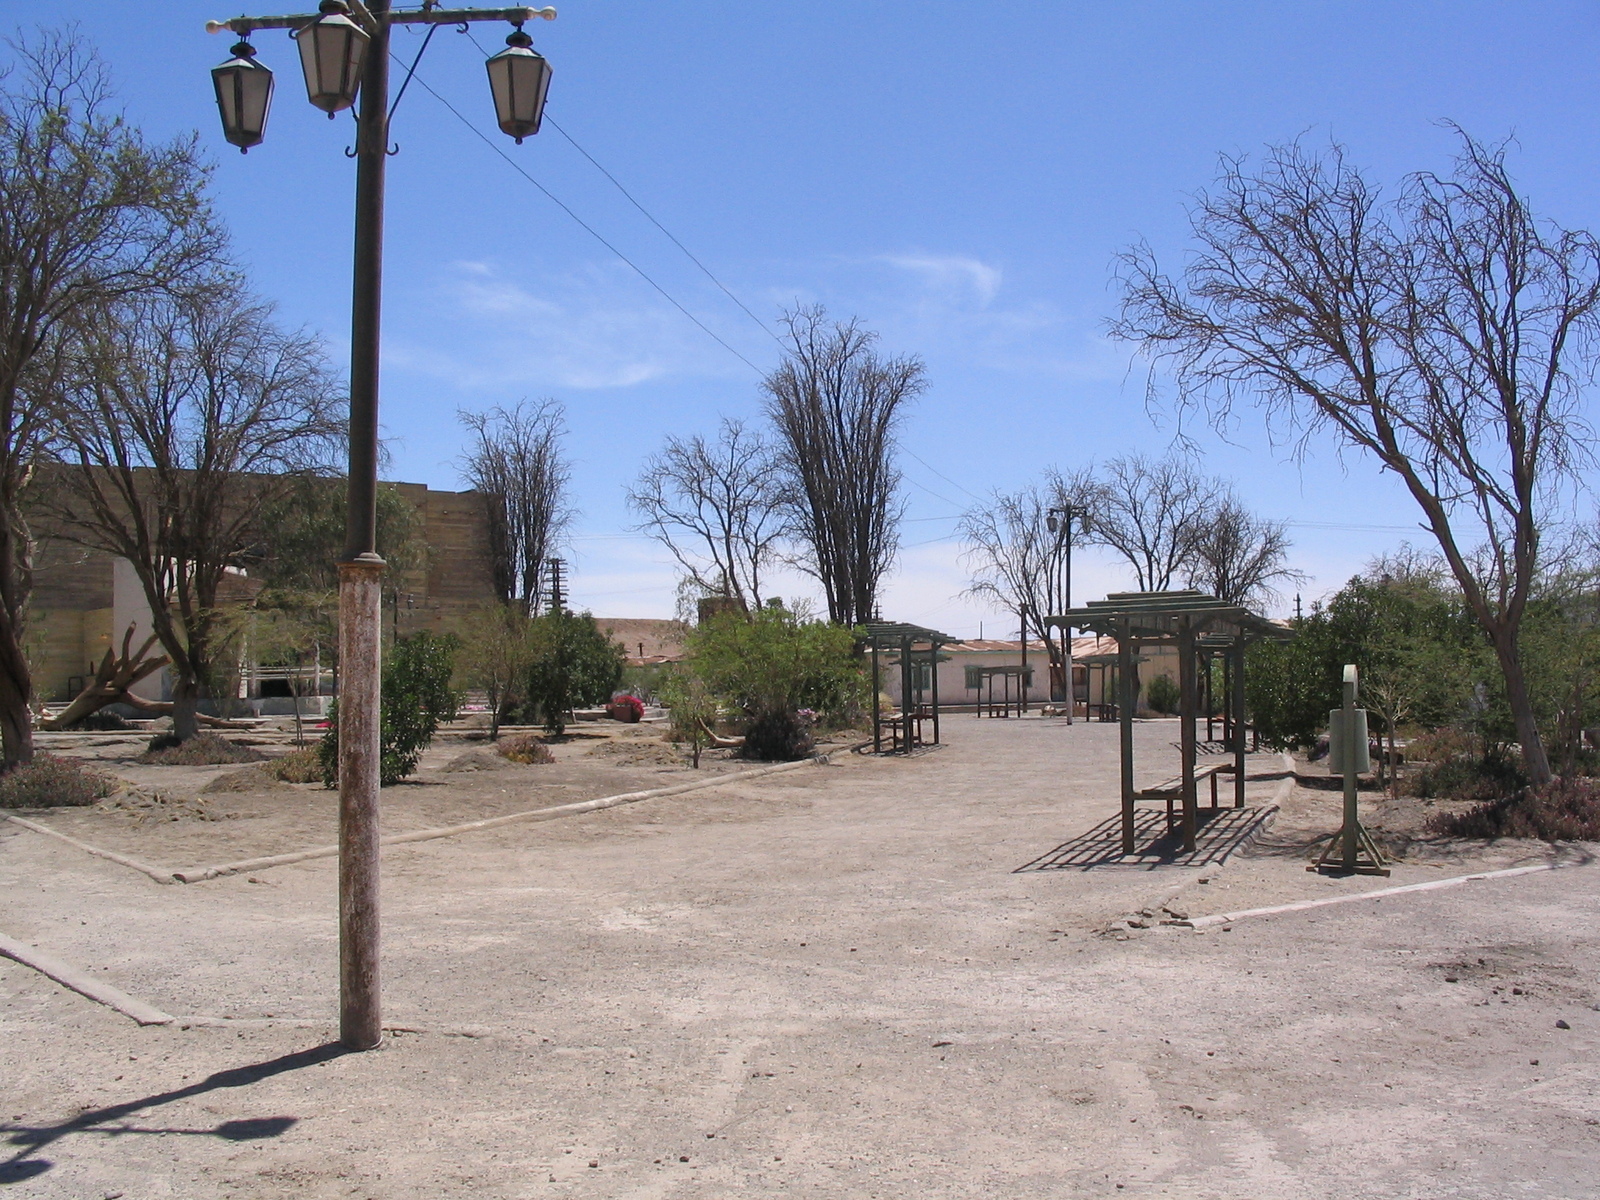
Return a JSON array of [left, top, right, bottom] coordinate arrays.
[[1118, 619, 1136, 855], [1232, 640, 1247, 808], [871, 640, 881, 754], [1178, 615, 1198, 853], [930, 638, 941, 745]]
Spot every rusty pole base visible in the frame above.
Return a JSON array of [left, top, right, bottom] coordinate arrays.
[[339, 553, 385, 1050]]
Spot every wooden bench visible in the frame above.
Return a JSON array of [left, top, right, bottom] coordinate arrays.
[[1134, 762, 1236, 829]]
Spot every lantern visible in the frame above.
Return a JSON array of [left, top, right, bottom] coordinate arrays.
[[211, 40, 274, 152], [294, 0, 369, 116], [485, 28, 552, 143]]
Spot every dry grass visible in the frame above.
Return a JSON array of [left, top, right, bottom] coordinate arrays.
[[0, 754, 115, 809], [136, 732, 267, 766], [1428, 777, 1600, 841], [497, 734, 554, 765]]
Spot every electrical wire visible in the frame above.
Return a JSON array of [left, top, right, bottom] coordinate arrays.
[[460, 28, 784, 350], [903, 447, 985, 504], [411, 73, 768, 376]]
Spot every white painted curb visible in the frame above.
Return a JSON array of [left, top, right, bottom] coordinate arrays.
[[1185, 861, 1577, 928], [0, 929, 174, 1025]]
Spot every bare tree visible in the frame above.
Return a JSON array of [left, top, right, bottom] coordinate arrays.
[[1185, 494, 1304, 608], [40, 278, 344, 741], [960, 484, 1075, 696], [460, 399, 570, 616], [1085, 453, 1219, 591], [0, 30, 221, 765], [1114, 132, 1600, 784], [629, 418, 790, 612], [762, 307, 925, 628]]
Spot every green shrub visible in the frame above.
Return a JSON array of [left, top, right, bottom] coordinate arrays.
[[0, 754, 114, 808], [660, 667, 720, 768], [1429, 777, 1600, 840], [320, 631, 462, 786], [523, 610, 626, 736], [497, 733, 554, 764], [1407, 752, 1526, 804], [742, 710, 814, 761], [1144, 674, 1180, 715], [138, 732, 266, 766]]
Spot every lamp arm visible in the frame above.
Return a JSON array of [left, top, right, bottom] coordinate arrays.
[[206, 5, 554, 35]]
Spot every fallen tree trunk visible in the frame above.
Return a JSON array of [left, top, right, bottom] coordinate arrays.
[[39, 625, 255, 732]]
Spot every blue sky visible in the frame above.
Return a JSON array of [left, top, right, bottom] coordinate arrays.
[[15, 2, 1600, 632]]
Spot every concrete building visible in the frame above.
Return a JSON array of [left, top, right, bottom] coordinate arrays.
[[30, 480, 499, 713], [882, 635, 1181, 715]]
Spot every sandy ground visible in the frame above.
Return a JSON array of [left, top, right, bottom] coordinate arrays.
[[1, 715, 1595, 1198]]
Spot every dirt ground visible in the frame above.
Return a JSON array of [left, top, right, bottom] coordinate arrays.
[[1, 715, 1595, 1198]]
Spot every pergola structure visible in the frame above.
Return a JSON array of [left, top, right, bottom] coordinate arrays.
[[1043, 591, 1293, 854], [861, 621, 954, 754], [969, 664, 1029, 718]]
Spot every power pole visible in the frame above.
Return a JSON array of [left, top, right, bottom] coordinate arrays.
[[546, 556, 566, 613]]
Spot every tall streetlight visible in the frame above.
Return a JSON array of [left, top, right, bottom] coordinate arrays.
[[206, 0, 555, 1051], [1047, 503, 1089, 722]]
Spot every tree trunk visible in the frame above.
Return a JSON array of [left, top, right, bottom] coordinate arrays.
[[171, 674, 200, 742], [1491, 628, 1552, 785]]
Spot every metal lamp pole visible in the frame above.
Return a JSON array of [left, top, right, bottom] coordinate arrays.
[[1047, 504, 1081, 723], [207, 0, 556, 1050]]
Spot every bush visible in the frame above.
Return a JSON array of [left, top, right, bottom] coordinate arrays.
[[523, 610, 627, 736], [265, 747, 323, 783], [1405, 725, 1478, 764], [1144, 674, 1180, 715], [319, 631, 461, 786], [1429, 777, 1600, 840], [62, 710, 135, 731], [742, 710, 814, 761], [1407, 752, 1526, 804], [497, 733, 554, 764], [137, 732, 266, 766], [0, 754, 114, 808]]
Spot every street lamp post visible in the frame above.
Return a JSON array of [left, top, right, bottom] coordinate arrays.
[[207, 0, 555, 1050], [1047, 504, 1087, 723]]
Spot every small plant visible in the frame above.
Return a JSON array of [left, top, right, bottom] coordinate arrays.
[[1405, 725, 1478, 764], [319, 631, 462, 786], [1406, 751, 1526, 804], [742, 710, 813, 761], [660, 667, 719, 768], [0, 754, 114, 809], [606, 694, 645, 722], [137, 732, 266, 766], [1144, 673, 1180, 715], [1429, 777, 1600, 840], [265, 747, 323, 783], [496, 733, 554, 764]]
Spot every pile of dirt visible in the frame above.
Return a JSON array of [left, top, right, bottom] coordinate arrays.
[[441, 747, 516, 773], [585, 736, 687, 768], [97, 784, 223, 823], [201, 763, 293, 794]]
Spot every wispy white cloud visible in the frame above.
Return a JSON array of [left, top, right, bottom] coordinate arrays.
[[876, 253, 1003, 307], [386, 260, 766, 392]]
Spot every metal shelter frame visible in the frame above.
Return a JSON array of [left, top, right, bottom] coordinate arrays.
[[969, 664, 1030, 718], [861, 622, 955, 754], [1044, 591, 1293, 854]]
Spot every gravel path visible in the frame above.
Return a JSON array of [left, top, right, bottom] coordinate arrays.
[[1, 716, 1593, 1197]]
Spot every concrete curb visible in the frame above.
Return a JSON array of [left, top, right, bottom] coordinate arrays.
[[4, 813, 175, 884], [0, 929, 174, 1025], [1184, 860, 1579, 928], [7, 755, 828, 885], [170, 753, 829, 882]]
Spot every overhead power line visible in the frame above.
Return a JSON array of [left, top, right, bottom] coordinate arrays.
[[411, 73, 766, 376]]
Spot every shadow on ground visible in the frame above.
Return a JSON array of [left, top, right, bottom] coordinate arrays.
[[0, 1042, 348, 1185], [1015, 806, 1275, 872]]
